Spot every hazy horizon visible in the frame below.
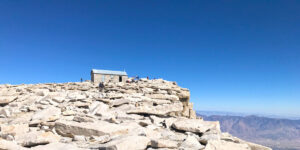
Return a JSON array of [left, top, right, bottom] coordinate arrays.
[[197, 110, 300, 119], [1, 1, 299, 116]]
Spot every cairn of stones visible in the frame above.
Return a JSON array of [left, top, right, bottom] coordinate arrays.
[[0, 78, 271, 150]]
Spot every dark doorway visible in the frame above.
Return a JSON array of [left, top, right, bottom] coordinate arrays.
[[119, 76, 122, 82]]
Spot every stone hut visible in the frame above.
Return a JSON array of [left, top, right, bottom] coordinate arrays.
[[91, 69, 128, 83]]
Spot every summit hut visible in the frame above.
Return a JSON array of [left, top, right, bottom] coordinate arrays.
[[91, 69, 128, 83]]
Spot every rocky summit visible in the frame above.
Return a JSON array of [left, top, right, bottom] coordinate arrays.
[[0, 79, 272, 150]]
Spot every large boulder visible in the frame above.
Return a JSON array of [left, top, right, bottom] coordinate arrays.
[[30, 142, 84, 150], [127, 102, 183, 116], [145, 94, 179, 101], [221, 133, 272, 150], [110, 99, 130, 107], [0, 108, 12, 118], [0, 123, 29, 136], [89, 101, 109, 115], [66, 92, 86, 100], [55, 120, 135, 137], [150, 139, 178, 148], [96, 135, 150, 150], [0, 96, 17, 106], [31, 106, 61, 123], [204, 140, 251, 150], [15, 131, 61, 147], [172, 118, 220, 134], [0, 138, 27, 150], [179, 135, 205, 150]]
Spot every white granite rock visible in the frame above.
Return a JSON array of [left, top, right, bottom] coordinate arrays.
[[172, 118, 220, 134], [0, 80, 271, 150]]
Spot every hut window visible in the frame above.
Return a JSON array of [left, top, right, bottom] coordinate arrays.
[[119, 76, 122, 82]]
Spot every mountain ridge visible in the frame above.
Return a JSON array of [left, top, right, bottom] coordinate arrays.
[[198, 112, 300, 150], [0, 79, 271, 150], [197, 110, 300, 120]]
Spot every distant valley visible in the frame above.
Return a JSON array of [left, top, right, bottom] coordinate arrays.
[[197, 111, 300, 150]]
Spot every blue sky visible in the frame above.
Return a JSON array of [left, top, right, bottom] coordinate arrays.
[[0, 0, 299, 116]]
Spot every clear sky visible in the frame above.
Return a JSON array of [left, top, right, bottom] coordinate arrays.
[[0, 0, 299, 116]]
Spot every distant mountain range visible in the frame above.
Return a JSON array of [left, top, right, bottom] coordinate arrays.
[[197, 111, 300, 150], [197, 110, 300, 120]]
